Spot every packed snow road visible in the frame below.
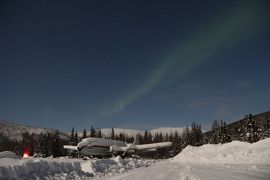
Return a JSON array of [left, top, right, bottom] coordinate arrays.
[[98, 161, 270, 180]]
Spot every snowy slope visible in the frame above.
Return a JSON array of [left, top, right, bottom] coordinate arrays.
[[149, 127, 184, 136], [99, 128, 144, 138], [88, 127, 184, 138], [174, 138, 270, 164], [0, 120, 69, 141], [0, 120, 184, 141]]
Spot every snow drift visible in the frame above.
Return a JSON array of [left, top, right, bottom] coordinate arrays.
[[0, 156, 154, 180], [174, 138, 270, 164]]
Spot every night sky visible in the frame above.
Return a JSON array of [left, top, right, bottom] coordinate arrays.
[[0, 0, 269, 131]]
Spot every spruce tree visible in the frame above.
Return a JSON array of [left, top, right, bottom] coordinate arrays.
[[149, 133, 153, 143], [43, 133, 50, 157], [159, 133, 163, 142], [153, 133, 159, 143], [119, 133, 125, 141], [70, 127, 75, 143], [35, 133, 43, 157], [111, 127, 115, 140], [74, 132, 78, 144], [223, 122, 231, 143], [211, 120, 220, 144], [174, 130, 179, 143], [90, 126, 96, 137], [144, 130, 149, 144], [52, 131, 62, 157], [98, 129, 102, 138], [165, 133, 169, 142], [83, 129, 87, 138]]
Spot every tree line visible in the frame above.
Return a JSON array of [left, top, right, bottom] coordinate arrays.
[[1, 111, 270, 158], [0, 130, 68, 158]]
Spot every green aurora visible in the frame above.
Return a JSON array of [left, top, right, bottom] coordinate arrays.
[[101, 2, 267, 117]]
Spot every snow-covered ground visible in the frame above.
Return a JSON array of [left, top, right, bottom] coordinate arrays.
[[1, 138, 270, 180], [99, 162, 270, 180], [0, 156, 155, 180], [99, 138, 270, 180]]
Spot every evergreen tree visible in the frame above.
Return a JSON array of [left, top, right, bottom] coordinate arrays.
[[43, 133, 50, 157], [169, 133, 174, 142], [144, 130, 149, 144], [115, 134, 120, 140], [267, 112, 270, 131], [74, 132, 78, 144], [90, 125, 96, 137], [111, 127, 115, 140], [153, 133, 159, 143], [48, 133, 54, 156], [52, 131, 62, 157], [211, 120, 220, 144], [264, 112, 270, 138], [149, 133, 153, 143], [212, 120, 220, 130], [138, 134, 143, 144], [29, 133, 36, 156], [35, 133, 43, 157], [165, 133, 169, 142], [119, 133, 125, 141], [182, 125, 191, 148], [222, 122, 231, 143], [83, 129, 87, 138], [173, 131, 179, 143], [159, 132, 163, 142], [97, 129, 102, 138], [220, 120, 224, 143], [189, 122, 201, 146], [249, 116, 259, 143], [196, 124, 201, 145], [70, 127, 75, 143]]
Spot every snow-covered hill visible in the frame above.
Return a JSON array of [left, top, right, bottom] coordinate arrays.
[[149, 127, 184, 136], [0, 120, 184, 141], [99, 127, 184, 138], [0, 120, 69, 141], [102, 128, 143, 138]]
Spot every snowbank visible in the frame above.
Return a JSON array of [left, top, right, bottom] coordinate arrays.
[[174, 138, 270, 164], [0, 156, 154, 180], [0, 151, 20, 159]]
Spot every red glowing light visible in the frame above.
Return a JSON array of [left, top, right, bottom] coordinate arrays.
[[23, 152, 29, 158]]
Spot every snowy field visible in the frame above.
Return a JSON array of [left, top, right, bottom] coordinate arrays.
[[1, 138, 270, 180]]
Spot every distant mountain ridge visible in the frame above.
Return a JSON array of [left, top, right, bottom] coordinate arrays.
[[0, 120, 184, 141], [92, 127, 185, 138]]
